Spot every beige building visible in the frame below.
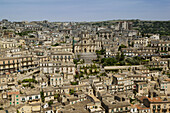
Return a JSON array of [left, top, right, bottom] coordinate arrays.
[[7, 91, 20, 106], [143, 96, 170, 113], [50, 74, 63, 87], [0, 56, 36, 75], [136, 82, 148, 96], [102, 95, 131, 113], [112, 74, 134, 92], [86, 94, 105, 113], [122, 47, 157, 57], [74, 33, 102, 53], [0, 40, 19, 49], [51, 52, 74, 63], [43, 87, 55, 102], [152, 40, 170, 51], [133, 37, 149, 48], [17, 104, 32, 113], [160, 79, 170, 95], [40, 61, 75, 76]]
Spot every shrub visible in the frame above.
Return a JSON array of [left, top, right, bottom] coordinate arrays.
[[69, 89, 75, 95], [22, 79, 38, 83], [52, 43, 59, 46], [71, 81, 78, 85], [48, 101, 53, 107]]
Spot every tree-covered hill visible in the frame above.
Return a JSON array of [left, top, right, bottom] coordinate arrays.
[[132, 20, 170, 36], [79, 19, 170, 36]]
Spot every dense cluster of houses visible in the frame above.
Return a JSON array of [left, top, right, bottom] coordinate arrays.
[[0, 19, 169, 113]]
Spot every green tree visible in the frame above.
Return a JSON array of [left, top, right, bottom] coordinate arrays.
[[40, 91, 45, 103], [54, 94, 59, 99], [65, 36, 69, 38], [120, 52, 125, 61], [22, 79, 38, 83], [71, 81, 78, 85], [69, 89, 75, 95], [52, 43, 59, 46], [116, 52, 120, 61], [2, 27, 7, 29], [118, 44, 127, 51], [48, 101, 53, 107]]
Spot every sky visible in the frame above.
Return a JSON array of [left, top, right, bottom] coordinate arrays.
[[0, 0, 170, 22]]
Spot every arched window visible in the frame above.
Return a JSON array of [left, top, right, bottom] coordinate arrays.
[[68, 56, 71, 61], [84, 48, 86, 53]]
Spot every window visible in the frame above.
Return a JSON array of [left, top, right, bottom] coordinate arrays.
[[116, 108, 119, 112], [35, 96, 38, 99], [16, 99, 19, 101], [143, 84, 147, 87], [16, 95, 18, 97], [22, 98, 25, 101], [157, 105, 160, 109], [17, 102, 19, 104], [29, 97, 32, 100], [68, 56, 70, 61], [164, 104, 166, 108], [140, 85, 142, 89]]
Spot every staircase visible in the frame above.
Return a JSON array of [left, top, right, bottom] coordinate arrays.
[[77, 52, 97, 63]]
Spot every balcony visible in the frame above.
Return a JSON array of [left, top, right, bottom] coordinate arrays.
[[157, 107, 161, 110], [21, 99, 25, 102], [162, 107, 167, 110]]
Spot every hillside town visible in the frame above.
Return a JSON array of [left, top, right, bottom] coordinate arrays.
[[0, 19, 169, 113]]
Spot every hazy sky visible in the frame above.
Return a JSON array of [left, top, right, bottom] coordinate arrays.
[[0, 0, 170, 22]]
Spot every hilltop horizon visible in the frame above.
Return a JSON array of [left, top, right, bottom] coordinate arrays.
[[1, 18, 170, 23]]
